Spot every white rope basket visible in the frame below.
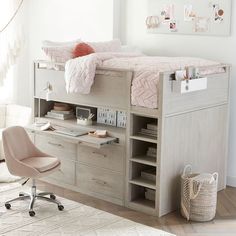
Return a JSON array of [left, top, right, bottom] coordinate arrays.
[[181, 165, 218, 222]]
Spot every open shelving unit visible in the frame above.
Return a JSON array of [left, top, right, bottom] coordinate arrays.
[[126, 112, 159, 215]]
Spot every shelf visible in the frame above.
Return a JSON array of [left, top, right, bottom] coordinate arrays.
[[130, 156, 156, 167], [129, 177, 156, 189], [130, 106, 159, 118], [130, 198, 155, 209], [130, 135, 158, 144], [35, 117, 125, 135]]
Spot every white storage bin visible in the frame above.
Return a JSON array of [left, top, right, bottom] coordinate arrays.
[[172, 77, 207, 94]]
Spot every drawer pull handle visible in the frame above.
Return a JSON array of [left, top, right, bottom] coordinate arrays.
[[92, 151, 107, 158], [92, 178, 110, 187], [48, 141, 63, 147]]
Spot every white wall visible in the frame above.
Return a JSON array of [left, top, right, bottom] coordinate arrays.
[[15, 0, 114, 106], [122, 0, 236, 186]]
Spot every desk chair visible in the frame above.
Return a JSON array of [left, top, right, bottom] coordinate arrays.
[[2, 126, 64, 217]]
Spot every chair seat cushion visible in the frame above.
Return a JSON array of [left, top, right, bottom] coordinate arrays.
[[22, 156, 60, 173]]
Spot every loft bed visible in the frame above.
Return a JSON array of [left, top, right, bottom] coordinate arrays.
[[31, 59, 230, 217]]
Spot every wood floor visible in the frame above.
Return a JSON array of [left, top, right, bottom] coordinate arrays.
[[37, 181, 236, 236]]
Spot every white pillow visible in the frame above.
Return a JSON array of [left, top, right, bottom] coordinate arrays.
[[42, 39, 81, 47], [87, 39, 122, 53], [42, 39, 82, 63], [121, 45, 143, 54]]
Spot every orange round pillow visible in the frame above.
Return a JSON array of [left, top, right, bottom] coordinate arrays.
[[73, 43, 95, 58]]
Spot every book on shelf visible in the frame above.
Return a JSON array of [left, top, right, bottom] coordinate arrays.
[[147, 147, 157, 158], [141, 168, 156, 182], [147, 123, 158, 131], [139, 128, 157, 138], [45, 111, 75, 120], [50, 109, 73, 115]]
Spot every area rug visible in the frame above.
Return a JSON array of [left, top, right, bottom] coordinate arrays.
[[0, 163, 22, 183], [0, 183, 174, 236]]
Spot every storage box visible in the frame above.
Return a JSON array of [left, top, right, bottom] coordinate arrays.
[[172, 77, 207, 94], [141, 168, 156, 182], [117, 111, 127, 128], [97, 108, 117, 126], [145, 188, 155, 201]]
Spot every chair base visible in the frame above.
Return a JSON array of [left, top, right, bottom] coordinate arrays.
[[5, 181, 64, 217]]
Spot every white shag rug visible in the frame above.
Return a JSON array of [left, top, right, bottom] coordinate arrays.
[[0, 163, 22, 183], [0, 183, 175, 236]]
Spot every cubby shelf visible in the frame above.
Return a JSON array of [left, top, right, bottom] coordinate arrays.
[[128, 112, 159, 216], [129, 177, 156, 190], [130, 156, 156, 167], [130, 135, 158, 144], [130, 198, 155, 209]]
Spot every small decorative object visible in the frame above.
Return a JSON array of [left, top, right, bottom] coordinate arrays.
[[169, 20, 178, 32], [184, 4, 196, 21], [73, 42, 95, 58], [212, 4, 224, 23], [77, 113, 94, 126], [194, 17, 210, 33], [88, 130, 107, 138], [76, 106, 96, 120], [146, 16, 160, 29], [161, 4, 175, 23], [181, 165, 218, 222]]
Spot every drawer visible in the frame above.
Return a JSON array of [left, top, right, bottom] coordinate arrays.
[[76, 164, 124, 200], [46, 156, 75, 185], [77, 144, 124, 172], [35, 133, 77, 161]]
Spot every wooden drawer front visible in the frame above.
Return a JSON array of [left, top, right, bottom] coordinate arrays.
[[35, 134, 77, 161], [77, 144, 124, 172], [76, 164, 124, 200], [47, 156, 75, 185]]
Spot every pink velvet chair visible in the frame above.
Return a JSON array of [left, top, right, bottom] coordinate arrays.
[[2, 126, 64, 217]]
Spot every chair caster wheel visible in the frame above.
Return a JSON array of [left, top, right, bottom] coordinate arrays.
[[19, 193, 24, 197], [5, 203, 11, 209], [50, 194, 56, 200], [58, 205, 64, 211], [29, 211, 35, 217]]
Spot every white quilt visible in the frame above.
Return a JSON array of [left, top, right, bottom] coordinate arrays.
[[65, 53, 223, 109]]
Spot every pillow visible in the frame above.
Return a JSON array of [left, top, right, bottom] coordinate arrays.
[[73, 43, 95, 58], [42, 39, 82, 63], [121, 45, 143, 54], [42, 39, 81, 47], [87, 39, 122, 53]]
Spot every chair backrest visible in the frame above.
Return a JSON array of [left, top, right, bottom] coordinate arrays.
[[2, 126, 37, 163]]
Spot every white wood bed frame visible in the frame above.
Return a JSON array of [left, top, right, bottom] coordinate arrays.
[[28, 61, 230, 217]]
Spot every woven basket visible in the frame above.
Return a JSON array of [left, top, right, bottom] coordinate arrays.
[[181, 165, 218, 222]]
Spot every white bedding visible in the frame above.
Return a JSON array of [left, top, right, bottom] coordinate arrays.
[[65, 53, 223, 109]]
